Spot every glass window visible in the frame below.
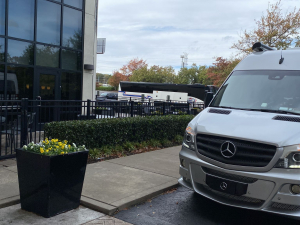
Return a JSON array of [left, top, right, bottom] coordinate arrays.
[[0, 0, 5, 35], [8, 0, 35, 41], [63, 7, 82, 49], [0, 65, 4, 100], [64, 0, 83, 9], [61, 72, 81, 100], [36, 44, 59, 68], [62, 49, 82, 71], [7, 66, 34, 100], [0, 38, 4, 62], [7, 39, 34, 65], [37, 0, 61, 45]]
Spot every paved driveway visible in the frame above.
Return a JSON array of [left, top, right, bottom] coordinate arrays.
[[115, 186, 300, 225]]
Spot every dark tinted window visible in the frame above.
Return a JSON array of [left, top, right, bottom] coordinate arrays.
[[8, 0, 35, 40], [0, 65, 4, 99], [63, 7, 82, 49], [62, 49, 82, 71], [37, 0, 61, 45], [61, 72, 81, 100], [36, 44, 59, 68], [0, 38, 4, 62], [7, 66, 34, 99], [0, 0, 5, 35], [7, 39, 34, 65], [64, 0, 83, 9]]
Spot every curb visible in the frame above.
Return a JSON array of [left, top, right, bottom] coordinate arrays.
[[0, 196, 20, 209], [81, 180, 179, 215]]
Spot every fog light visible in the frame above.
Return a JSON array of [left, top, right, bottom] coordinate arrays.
[[291, 185, 300, 194], [292, 153, 300, 162], [180, 159, 186, 168]]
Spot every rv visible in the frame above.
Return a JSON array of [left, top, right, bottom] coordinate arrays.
[[118, 81, 217, 103]]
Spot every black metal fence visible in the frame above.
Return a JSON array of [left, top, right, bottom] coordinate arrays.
[[0, 99, 203, 160]]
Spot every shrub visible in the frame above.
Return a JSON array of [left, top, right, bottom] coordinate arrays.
[[160, 139, 173, 148], [174, 135, 184, 145], [44, 115, 194, 149], [96, 86, 115, 91]]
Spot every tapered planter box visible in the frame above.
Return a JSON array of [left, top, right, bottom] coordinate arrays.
[[16, 149, 89, 218]]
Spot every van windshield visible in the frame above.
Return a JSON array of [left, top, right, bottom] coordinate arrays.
[[210, 70, 300, 115]]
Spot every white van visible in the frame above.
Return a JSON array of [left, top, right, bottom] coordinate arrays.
[[179, 42, 300, 219]]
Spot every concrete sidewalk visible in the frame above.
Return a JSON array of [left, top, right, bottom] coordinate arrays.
[[0, 146, 181, 216]]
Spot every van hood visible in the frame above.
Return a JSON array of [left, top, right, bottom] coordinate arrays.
[[191, 107, 300, 147]]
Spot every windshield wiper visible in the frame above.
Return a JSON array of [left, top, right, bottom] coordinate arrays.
[[249, 109, 300, 116]]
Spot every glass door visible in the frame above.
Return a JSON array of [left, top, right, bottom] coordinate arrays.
[[35, 69, 60, 123]]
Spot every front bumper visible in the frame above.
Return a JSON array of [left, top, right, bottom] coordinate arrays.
[[179, 146, 300, 218]]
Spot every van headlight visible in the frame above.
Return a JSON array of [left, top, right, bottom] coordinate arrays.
[[274, 145, 300, 169], [183, 126, 196, 151]]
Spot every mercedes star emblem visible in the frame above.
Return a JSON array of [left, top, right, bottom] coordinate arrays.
[[220, 182, 227, 190], [220, 141, 236, 158]]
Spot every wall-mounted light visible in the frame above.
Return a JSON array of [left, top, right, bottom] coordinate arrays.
[[84, 64, 94, 70], [41, 86, 45, 90], [47, 86, 50, 90], [26, 84, 29, 89]]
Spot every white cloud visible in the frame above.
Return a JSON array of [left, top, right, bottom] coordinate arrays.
[[96, 0, 300, 74]]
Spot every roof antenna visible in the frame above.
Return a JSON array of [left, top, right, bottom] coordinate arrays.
[[279, 51, 284, 64]]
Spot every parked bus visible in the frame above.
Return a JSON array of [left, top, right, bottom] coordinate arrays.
[[118, 81, 218, 103]]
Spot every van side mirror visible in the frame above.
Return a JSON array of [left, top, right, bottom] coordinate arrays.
[[204, 92, 214, 108]]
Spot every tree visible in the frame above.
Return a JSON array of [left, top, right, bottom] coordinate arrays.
[[120, 58, 147, 76], [175, 64, 211, 85], [232, 0, 300, 55], [130, 65, 176, 83], [207, 57, 240, 86], [108, 71, 129, 90]]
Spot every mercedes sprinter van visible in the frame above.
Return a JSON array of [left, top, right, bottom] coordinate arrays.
[[179, 42, 300, 218]]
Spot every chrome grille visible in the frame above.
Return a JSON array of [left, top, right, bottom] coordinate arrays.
[[197, 134, 277, 167], [202, 167, 258, 184]]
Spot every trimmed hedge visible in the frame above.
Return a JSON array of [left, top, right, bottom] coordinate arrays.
[[44, 115, 194, 148], [96, 86, 115, 91]]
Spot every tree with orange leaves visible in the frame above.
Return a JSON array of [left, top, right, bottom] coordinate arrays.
[[207, 57, 240, 86], [108, 71, 129, 90], [120, 58, 147, 76]]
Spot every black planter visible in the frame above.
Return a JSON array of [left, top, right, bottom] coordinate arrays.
[[16, 149, 89, 218]]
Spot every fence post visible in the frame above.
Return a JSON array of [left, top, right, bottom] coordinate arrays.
[[163, 102, 165, 115], [21, 98, 28, 146], [87, 99, 91, 120], [187, 103, 190, 115], [130, 101, 134, 117]]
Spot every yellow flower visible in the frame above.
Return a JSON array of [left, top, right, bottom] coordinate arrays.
[[68, 145, 71, 148], [40, 148, 44, 154], [60, 152, 65, 155], [46, 150, 49, 153], [61, 146, 65, 150]]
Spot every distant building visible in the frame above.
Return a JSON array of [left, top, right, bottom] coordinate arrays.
[[0, 0, 98, 101]]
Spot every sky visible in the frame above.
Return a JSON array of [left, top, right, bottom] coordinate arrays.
[[96, 0, 300, 75]]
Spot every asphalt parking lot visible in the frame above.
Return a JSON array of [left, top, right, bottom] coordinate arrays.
[[115, 186, 299, 225]]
